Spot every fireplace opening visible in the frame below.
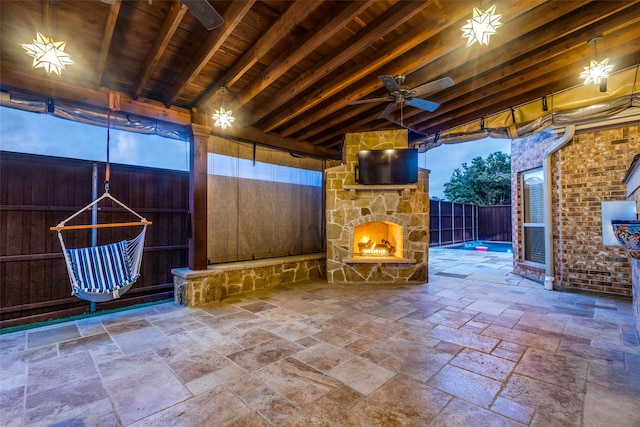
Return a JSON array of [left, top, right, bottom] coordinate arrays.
[[353, 221, 403, 259]]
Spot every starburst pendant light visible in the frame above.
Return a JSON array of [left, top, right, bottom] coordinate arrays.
[[579, 35, 614, 87], [461, 5, 502, 47], [21, 31, 73, 76], [212, 87, 234, 129]]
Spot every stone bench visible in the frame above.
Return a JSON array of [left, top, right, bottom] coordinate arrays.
[[172, 253, 326, 306]]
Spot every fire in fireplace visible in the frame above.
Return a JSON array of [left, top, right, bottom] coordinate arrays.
[[353, 221, 403, 259], [357, 239, 394, 257]]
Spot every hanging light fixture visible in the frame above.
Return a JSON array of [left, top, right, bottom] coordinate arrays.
[[579, 35, 614, 89], [461, 4, 502, 47], [21, 1, 72, 76], [212, 87, 234, 129], [21, 31, 73, 76]]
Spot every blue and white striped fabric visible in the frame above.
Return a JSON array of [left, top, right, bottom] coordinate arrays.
[[66, 240, 137, 293]]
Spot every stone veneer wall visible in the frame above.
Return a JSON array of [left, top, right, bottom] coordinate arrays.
[[325, 129, 430, 283], [173, 254, 325, 306], [512, 124, 638, 295]]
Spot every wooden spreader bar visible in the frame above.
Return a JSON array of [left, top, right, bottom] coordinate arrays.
[[50, 221, 152, 231]]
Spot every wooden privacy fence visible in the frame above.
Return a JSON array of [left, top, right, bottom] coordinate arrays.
[[0, 152, 189, 328], [429, 200, 511, 247]]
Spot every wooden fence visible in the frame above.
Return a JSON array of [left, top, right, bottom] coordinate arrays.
[[429, 200, 511, 247], [477, 205, 512, 242], [1, 152, 189, 328]]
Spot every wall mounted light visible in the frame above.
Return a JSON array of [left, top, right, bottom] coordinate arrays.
[[461, 5, 502, 47]]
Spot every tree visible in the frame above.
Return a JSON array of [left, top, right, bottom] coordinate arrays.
[[443, 152, 511, 205]]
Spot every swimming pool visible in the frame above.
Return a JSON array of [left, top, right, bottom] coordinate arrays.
[[447, 241, 513, 253]]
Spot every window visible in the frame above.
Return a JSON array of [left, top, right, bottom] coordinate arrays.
[[522, 169, 545, 264], [0, 106, 189, 171]]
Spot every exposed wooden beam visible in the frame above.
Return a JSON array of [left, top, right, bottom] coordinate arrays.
[[294, 1, 544, 143], [1, 65, 191, 125], [416, 46, 640, 136], [94, 0, 122, 88], [211, 124, 340, 160], [133, 0, 187, 99], [250, 0, 432, 128], [276, 0, 467, 139], [164, 0, 256, 107], [230, 0, 374, 109], [196, 0, 321, 109], [401, 3, 640, 133]]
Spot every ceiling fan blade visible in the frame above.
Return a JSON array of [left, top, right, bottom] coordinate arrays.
[[182, 0, 224, 30], [348, 97, 393, 105], [406, 97, 440, 112], [379, 75, 402, 94], [411, 77, 454, 97], [377, 102, 397, 120]]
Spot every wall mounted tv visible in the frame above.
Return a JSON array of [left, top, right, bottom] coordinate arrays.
[[356, 149, 418, 185]]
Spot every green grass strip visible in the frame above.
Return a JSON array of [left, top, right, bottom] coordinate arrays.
[[0, 298, 174, 335]]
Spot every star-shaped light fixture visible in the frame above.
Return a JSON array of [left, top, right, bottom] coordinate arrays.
[[21, 31, 73, 76], [579, 36, 614, 87], [212, 106, 235, 129], [212, 87, 234, 129], [461, 5, 502, 47], [580, 58, 614, 86]]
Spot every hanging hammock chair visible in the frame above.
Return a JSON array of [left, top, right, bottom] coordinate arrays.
[[51, 101, 151, 304], [51, 191, 152, 303]]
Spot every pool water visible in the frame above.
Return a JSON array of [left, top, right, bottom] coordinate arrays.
[[449, 241, 513, 253]]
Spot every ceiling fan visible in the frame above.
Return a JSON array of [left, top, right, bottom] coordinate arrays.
[[350, 74, 454, 122], [182, 0, 224, 30], [99, 0, 223, 30]]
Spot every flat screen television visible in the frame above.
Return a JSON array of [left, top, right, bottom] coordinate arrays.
[[356, 149, 418, 185]]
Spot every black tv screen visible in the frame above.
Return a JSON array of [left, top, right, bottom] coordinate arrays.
[[357, 149, 418, 185]]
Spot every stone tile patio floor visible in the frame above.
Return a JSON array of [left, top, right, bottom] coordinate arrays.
[[2, 248, 639, 426]]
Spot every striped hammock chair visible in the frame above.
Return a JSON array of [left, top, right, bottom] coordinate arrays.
[[51, 191, 151, 303]]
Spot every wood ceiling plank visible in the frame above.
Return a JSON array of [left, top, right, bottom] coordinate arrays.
[[163, 0, 256, 107], [94, 0, 122, 88], [230, 0, 375, 110], [400, 2, 640, 134], [296, 0, 552, 142], [195, 0, 321, 109], [133, 0, 187, 99], [248, 0, 431, 127], [414, 35, 640, 136], [276, 0, 468, 139], [299, 2, 620, 142]]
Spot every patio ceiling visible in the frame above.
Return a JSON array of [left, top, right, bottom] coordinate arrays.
[[1, 1, 639, 159]]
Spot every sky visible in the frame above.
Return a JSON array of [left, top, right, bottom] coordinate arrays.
[[1, 106, 510, 199], [0, 107, 190, 171]]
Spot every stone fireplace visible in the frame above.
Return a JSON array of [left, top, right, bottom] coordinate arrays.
[[325, 129, 429, 283]]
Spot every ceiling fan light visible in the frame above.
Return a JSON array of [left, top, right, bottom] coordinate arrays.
[[580, 58, 614, 86], [461, 5, 502, 47], [212, 107, 234, 129], [21, 31, 73, 76]]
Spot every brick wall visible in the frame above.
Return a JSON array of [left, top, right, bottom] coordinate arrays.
[[512, 124, 639, 296], [510, 129, 554, 282], [556, 126, 638, 295]]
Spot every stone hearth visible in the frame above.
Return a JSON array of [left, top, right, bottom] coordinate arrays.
[[325, 129, 429, 283]]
